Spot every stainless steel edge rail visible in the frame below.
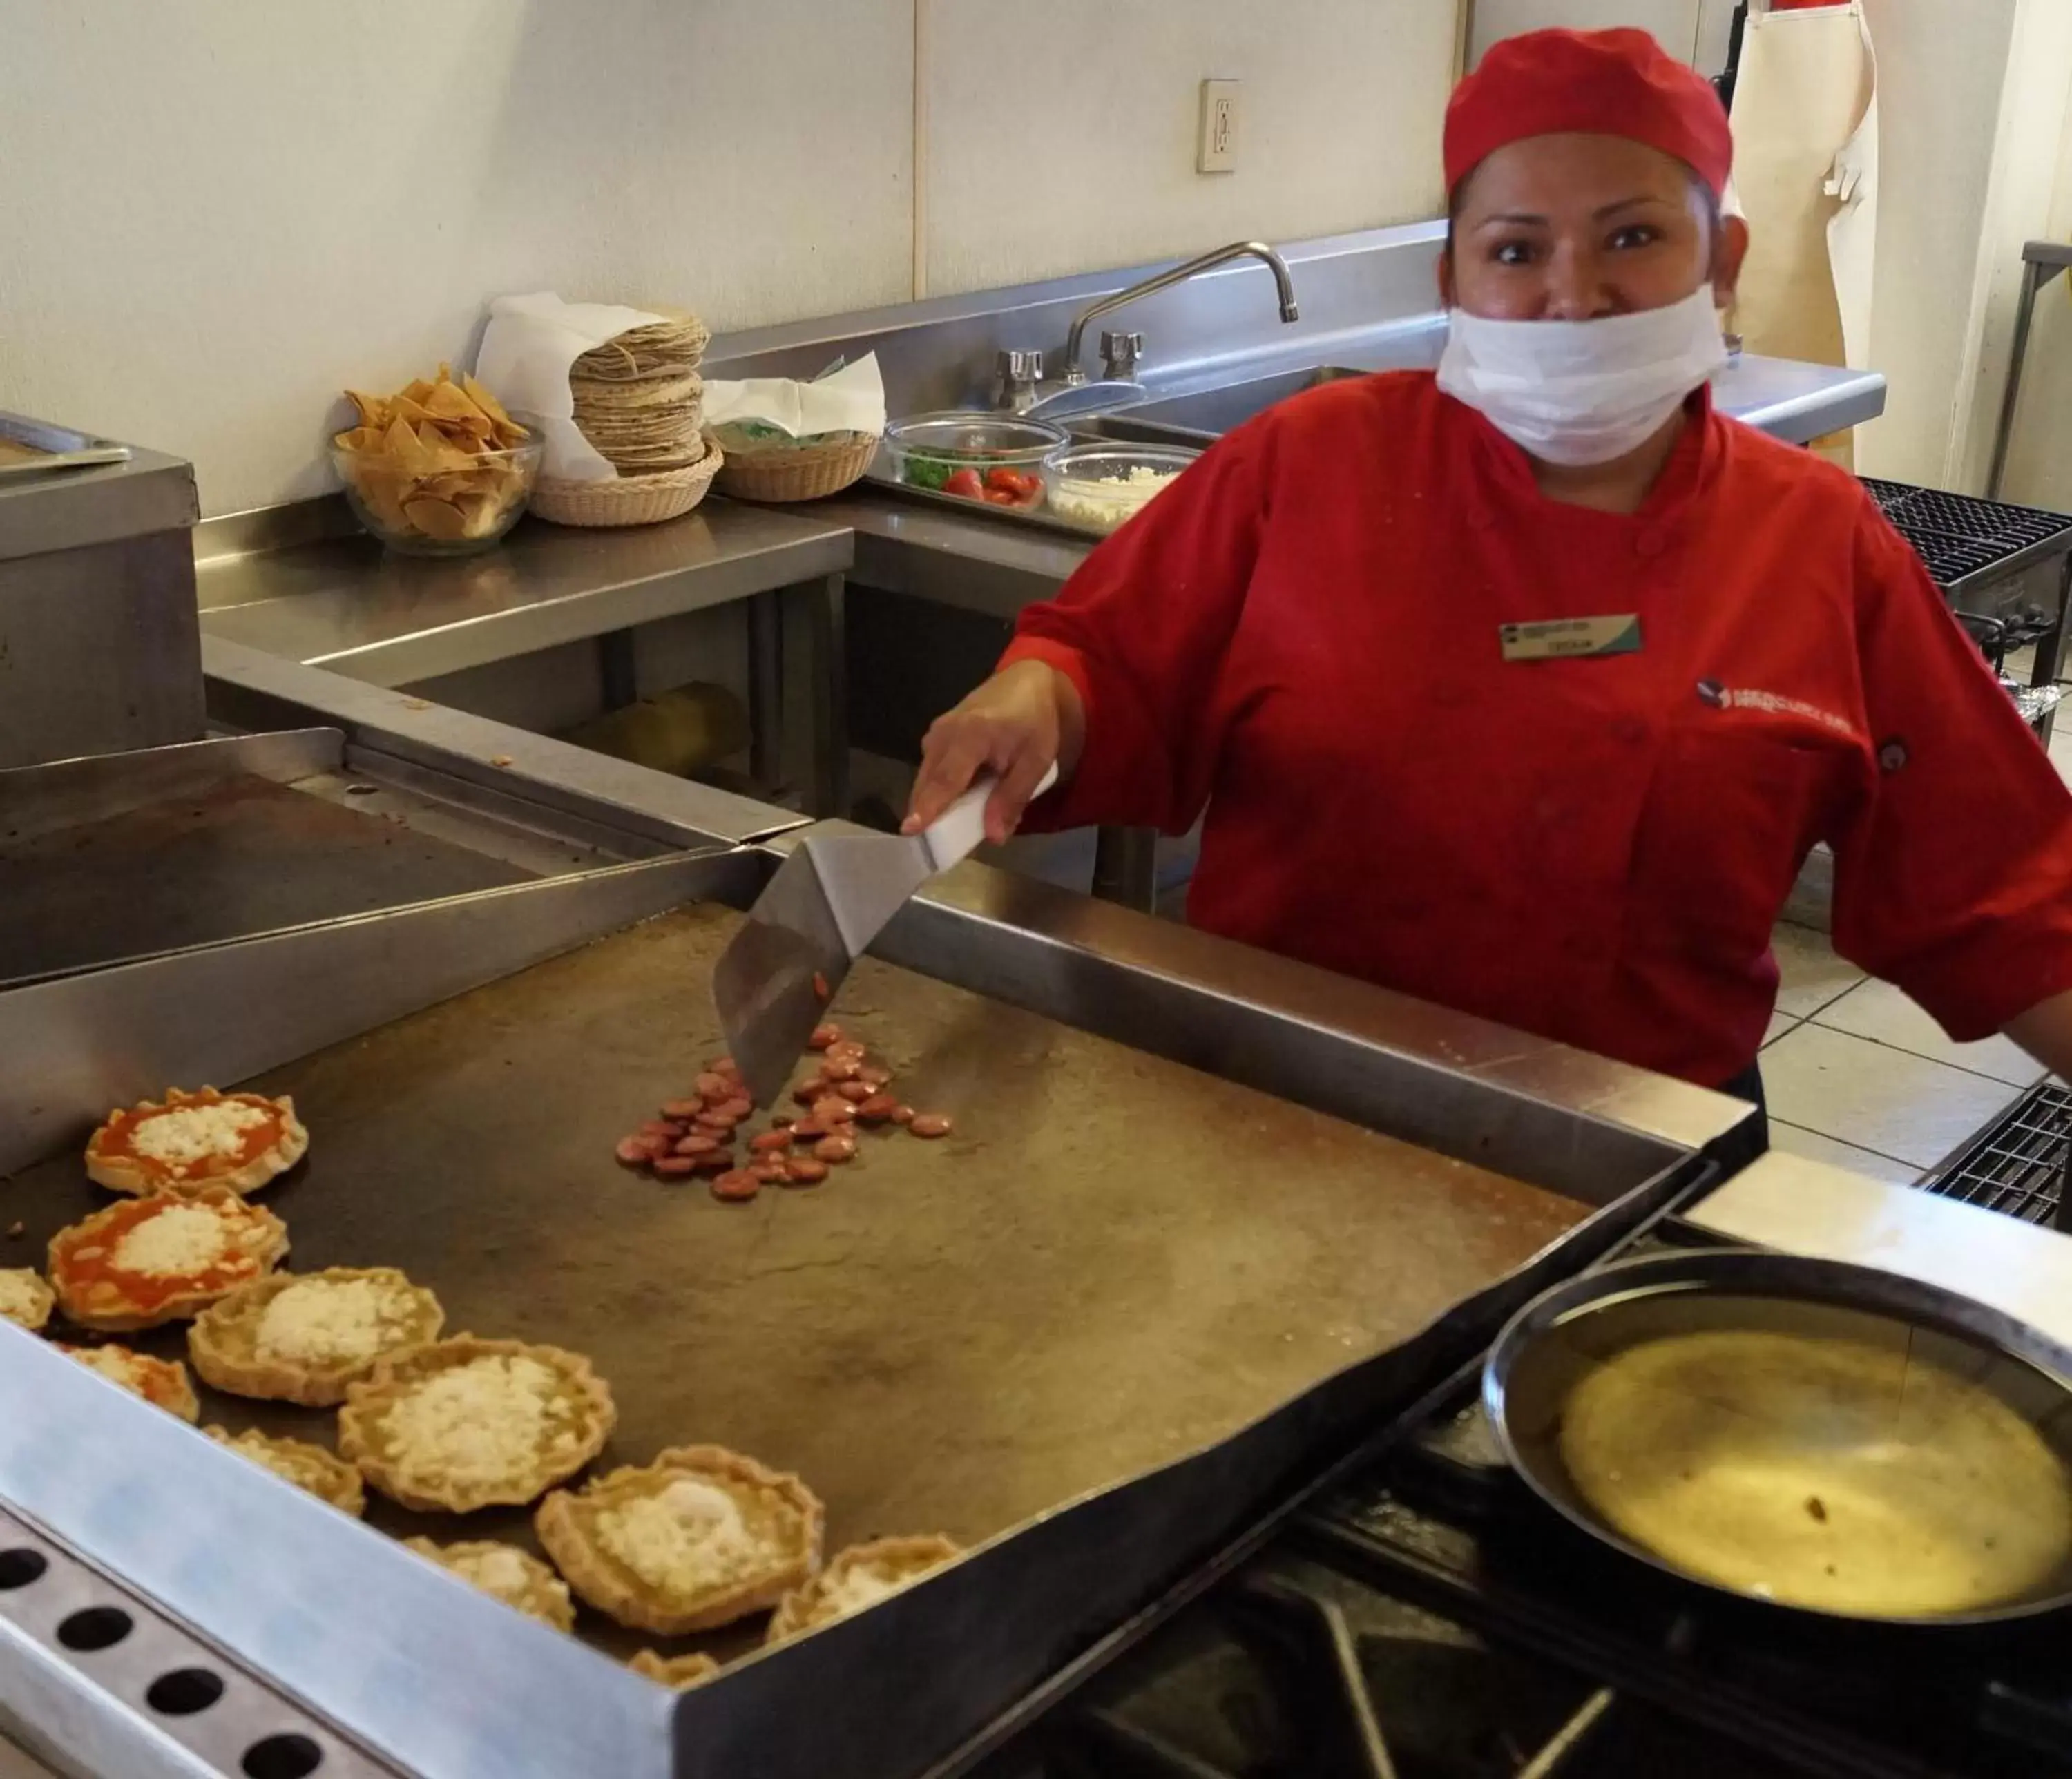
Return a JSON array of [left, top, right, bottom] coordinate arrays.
[[202, 637, 807, 850], [0, 1334, 673, 1779], [0, 731, 345, 845], [0, 850, 756, 1175], [823, 831, 1757, 1190], [0, 1501, 401, 1779]]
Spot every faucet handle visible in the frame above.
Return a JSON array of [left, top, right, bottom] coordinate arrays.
[[995, 348, 1044, 412], [1099, 329, 1145, 382]]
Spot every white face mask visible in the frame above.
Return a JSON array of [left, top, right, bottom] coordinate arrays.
[[1435, 284, 1727, 467]]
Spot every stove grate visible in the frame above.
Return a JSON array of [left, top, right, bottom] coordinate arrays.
[[1916, 1078, 2072, 1226], [1859, 477, 2072, 591]]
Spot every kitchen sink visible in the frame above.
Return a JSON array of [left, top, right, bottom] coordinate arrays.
[[1075, 365, 1370, 445]]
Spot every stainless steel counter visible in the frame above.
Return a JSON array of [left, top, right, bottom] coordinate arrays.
[[0, 437, 195, 565], [824, 350, 1890, 623], [195, 497, 850, 689], [1689, 1149, 2072, 1349], [204, 635, 805, 848], [1, 424, 204, 769], [1715, 350, 1888, 441]]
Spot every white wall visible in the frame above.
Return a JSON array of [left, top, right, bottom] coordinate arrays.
[[1988, 10, 2072, 512], [922, 0, 1456, 296], [0, 0, 915, 519], [1852, 0, 2021, 485], [1944, 0, 2072, 497], [1468, 0, 1735, 73], [0, 0, 1459, 517]]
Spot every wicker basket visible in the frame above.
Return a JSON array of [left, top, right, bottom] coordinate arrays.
[[529, 445, 724, 528], [713, 432, 879, 503]]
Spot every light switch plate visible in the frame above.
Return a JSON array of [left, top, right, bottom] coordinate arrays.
[[1197, 78, 1239, 173]]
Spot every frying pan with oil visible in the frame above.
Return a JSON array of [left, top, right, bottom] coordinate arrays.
[[1484, 1250, 2072, 1624]]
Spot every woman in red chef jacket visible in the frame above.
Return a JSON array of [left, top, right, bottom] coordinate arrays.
[[904, 28, 2072, 1117]]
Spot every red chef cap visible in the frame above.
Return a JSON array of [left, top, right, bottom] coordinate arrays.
[[1444, 28, 1734, 200]]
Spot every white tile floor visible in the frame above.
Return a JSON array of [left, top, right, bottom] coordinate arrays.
[[1754, 713, 2072, 1186]]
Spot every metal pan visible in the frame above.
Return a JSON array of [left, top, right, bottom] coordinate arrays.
[[1484, 1249, 2072, 1626]]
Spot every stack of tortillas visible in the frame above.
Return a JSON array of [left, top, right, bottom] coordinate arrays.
[[533, 309, 725, 528], [569, 312, 711, 474]]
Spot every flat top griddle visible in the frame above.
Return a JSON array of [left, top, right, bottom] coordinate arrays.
[[0, 773, 528, 985], [2, 903, 1584, 1671]]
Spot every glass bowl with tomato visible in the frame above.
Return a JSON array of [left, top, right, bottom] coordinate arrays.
[[882, 411, 1066, 510]]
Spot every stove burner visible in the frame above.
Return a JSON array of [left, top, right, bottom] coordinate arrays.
[[984, 1412, 2072, 1779], [972, 1223, 2072, 1779]]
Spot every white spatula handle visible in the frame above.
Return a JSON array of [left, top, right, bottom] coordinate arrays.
[[921, 762, 1061, 870]]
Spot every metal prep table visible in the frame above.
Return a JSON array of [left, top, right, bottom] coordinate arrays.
[[1987, 240, 2072, 501], [0, 417, 204, 770], [0, 651, 1761, 1779], [194, 493, 855, 820]]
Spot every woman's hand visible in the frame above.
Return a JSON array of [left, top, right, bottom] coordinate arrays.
[[903, 660, 1085, 845]]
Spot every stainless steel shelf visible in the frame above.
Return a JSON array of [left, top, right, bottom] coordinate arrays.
[[195, 497, 851, 689]]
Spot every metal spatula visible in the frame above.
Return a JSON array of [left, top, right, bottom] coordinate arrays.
[[713, 766, 1057, 1106]]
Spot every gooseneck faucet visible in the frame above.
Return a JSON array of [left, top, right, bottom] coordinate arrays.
[[1058, 241, 1301, 388]]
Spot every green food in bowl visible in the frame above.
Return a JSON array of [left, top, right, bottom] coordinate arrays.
[[711, 420, 872, 456], [900, 452, 961, 492], [883, 411, 1065, 509]]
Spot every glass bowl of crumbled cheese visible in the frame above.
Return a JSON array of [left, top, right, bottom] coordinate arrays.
[[1042, 443, 1200, 535]]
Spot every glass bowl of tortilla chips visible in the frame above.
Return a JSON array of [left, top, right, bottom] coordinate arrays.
[[332, 365, 541, 556]]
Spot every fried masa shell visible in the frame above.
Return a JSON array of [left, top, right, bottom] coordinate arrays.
[[57, 1343, 200, 1422], [0, 1269, 55, 1333], [535, 1444, 824, 1635], [48, 1187, 289, 1332], [629, 1648, 720, 1689], [403, 1537, 576, 1633], [85, 1086, 308, 1199], [188, 1266, 444, 1407], [764, 1534, 961, 1644], [205, 1426, 366, 1517], [338, 1336, 615, 1513]]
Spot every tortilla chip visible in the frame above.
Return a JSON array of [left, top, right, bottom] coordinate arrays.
[[381, 416, 434, 473], [402, 495, 470, 541], [421, 380, 479, 423], [433, 414, 495, 452], [339, 367, 533, 540], [347, 463, 412, 532], [461, 374, 514, 427], [412, 470, 470, 501], [414, 425, 478, 472], [454, 490, 506, 538]]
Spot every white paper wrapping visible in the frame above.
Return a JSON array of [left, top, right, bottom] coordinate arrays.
[[702, 354, 885, 441], [474, 293, 668, 482]]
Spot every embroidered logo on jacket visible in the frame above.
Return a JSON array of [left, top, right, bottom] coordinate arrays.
[[1695, 680, 1857, 740]]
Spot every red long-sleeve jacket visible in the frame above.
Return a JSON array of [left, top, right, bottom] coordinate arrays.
[[1002, 372, 2072, 1085]]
